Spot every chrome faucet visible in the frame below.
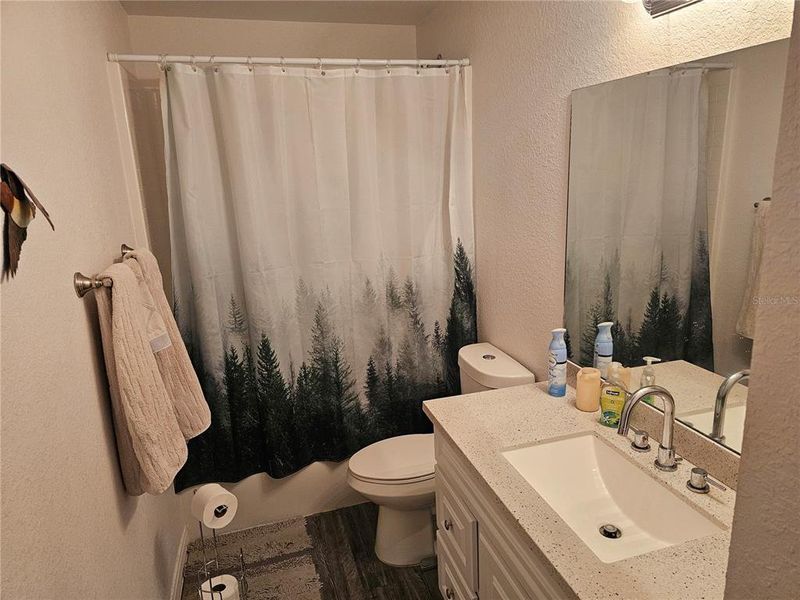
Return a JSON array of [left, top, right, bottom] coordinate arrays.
[[617, 385, 678, 471], [711, 369, 749, 443]]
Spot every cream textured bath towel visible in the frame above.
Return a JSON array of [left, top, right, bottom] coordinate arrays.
[[96, 263, 187, 495], [125, 249, 211, 439], [736, 200, 771, 339]]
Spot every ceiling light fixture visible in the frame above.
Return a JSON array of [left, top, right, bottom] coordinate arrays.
[[642, 0, 703, 18]]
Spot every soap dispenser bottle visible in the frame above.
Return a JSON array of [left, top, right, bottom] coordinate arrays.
[[640, 356, 661, 405], [593, 321, 614, 378], [547, 328, 568, 397]]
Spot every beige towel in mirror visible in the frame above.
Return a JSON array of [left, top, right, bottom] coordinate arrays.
[[736, 201, 771, 339]]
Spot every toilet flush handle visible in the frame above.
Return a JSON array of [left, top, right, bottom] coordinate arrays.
[[442, 519, 452, 531]]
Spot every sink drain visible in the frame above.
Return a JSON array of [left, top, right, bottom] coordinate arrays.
[[599, 524, 622, 539]]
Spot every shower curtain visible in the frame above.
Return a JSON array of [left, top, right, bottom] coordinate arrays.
[[566, 69, 714, 371], [160, 63, 474, 490]]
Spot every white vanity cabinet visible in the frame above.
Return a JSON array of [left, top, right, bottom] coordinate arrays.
[[434, 431, 576, 600]]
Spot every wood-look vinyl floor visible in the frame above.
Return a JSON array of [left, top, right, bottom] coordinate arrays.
[[306, 503, 441, 600], [182, 502, 441, 600]]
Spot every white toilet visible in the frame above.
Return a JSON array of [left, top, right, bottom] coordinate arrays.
[[347, 342, 535, 566]]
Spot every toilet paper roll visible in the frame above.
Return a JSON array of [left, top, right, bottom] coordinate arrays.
[[199, 574, 240, 600], [191, 483, 238, 529]]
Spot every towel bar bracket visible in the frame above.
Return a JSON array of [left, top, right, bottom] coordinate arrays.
[[74, 272, 105, 297], [74, 243, 135, 298]]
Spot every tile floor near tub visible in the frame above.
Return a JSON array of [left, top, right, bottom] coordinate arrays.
[[181, 502, 441, 600]]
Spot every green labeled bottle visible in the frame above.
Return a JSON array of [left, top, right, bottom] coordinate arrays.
[[599, 362, 627, 427]]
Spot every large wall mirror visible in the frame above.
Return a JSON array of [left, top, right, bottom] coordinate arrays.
[[565, 39, 789, 455]]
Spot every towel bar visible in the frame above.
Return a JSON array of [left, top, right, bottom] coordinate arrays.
[[74, 244, 134, 297]]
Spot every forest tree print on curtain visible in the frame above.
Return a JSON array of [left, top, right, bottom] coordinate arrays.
[[176, 243, 476, 490], [565, 67, 714, 373], [569, 238, 714, 373], [160, 64, 474, 490]]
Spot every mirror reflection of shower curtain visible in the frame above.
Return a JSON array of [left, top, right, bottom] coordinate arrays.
[[161, 64, 475, 490], [566, 69, 713, 371]]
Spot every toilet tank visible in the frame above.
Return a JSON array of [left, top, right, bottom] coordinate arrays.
[[458, 342, 536, 394]]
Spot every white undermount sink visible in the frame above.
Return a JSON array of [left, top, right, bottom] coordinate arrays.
[[502, 432, 723, 563]]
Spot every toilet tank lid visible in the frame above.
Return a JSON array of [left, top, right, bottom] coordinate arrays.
[[458, 343, 535, 389]]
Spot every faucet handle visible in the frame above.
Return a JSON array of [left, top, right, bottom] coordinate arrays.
[[687, 467, 727, 493], [630, 427, 651, 452]]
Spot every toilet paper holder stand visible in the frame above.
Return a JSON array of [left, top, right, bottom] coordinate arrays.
[[195, 519, 250, 600]]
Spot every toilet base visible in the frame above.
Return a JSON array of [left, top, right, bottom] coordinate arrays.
[[374, 505, 435, 567]]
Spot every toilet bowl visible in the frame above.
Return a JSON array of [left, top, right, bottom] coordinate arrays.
[[347, 342, 534, 566], [347, 434, 436, 566]]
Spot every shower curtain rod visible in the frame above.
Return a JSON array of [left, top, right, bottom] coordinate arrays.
[[107, 53, 469, 68], [675, 62, 734, 70]]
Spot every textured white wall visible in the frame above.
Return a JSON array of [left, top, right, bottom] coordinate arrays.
[[127, 14, 417, 75], [726, 6, 800, 597], [0, 2, 184, 598], [417, 0, 793, 379]]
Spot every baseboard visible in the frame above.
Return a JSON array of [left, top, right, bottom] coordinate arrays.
[[170, 525, 190, 600]]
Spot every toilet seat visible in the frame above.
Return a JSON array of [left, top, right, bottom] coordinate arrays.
[[348, 433, 434, 485], [349, 471, 435, 485]]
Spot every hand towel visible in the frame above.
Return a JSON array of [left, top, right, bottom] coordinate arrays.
[[96, 263, 187, 495], [125, 248, 211, 440], [736, 201, 771, 338]]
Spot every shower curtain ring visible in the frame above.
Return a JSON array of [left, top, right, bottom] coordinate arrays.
[[209, 55, 218, 72], [386, 59, 391, 74], [355, 58, 360, 75], [190, 55, 197, 72], [318, 58, 325, 76], [280, 57, 286, 73], [416, 59, 421, 76], [158, 54, 168, 72], [444, 56, 450, 74], [246, 56, 254, 72]]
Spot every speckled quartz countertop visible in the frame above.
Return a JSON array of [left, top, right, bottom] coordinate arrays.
[[423, 383, 736, 600]]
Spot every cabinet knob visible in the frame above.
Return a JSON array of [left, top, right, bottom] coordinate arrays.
[[445, 587, 454, 599], [443, 519, 452, 531]]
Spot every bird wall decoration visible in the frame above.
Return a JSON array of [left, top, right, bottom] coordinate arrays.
[[0, 163, 54, 280]]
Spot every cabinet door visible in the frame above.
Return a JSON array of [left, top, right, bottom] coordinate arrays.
[[438, 532, 479, 600], [435, 431, 574, 600], [436, 467, 479, 590], [478, 529, 532, 600]]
